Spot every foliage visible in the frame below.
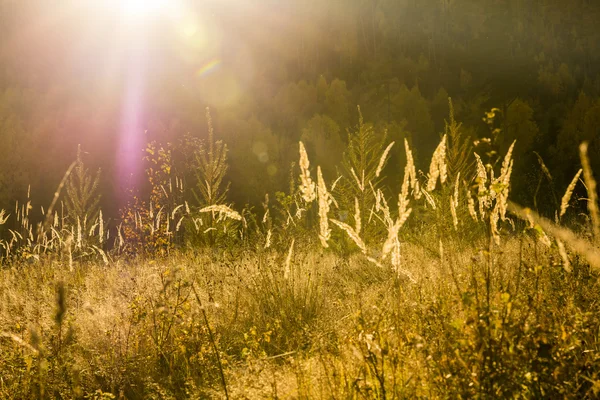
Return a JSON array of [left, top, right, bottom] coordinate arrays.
[[118, 142, 183, 256], [64, 145, 102, 251], [189, 108, 233, 246], [335, 107, 388, 242]]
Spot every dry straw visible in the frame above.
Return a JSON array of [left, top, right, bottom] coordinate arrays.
[[509, 201, 600, 270]]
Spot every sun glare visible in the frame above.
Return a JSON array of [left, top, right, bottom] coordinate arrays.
[[118, 0, 170, 19]]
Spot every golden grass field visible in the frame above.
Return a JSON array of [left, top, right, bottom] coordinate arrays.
[[1, 115, 599, 399]]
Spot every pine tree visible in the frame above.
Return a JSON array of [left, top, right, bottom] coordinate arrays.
[[65, 145, 101, 229], [445, 98, 474, 182], [192, 108, 231, 245], [335, 106, 387, 240], [193, 108, 230, 207]]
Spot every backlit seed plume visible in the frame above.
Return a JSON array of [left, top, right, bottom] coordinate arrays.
[[422, 189, 436, 210], [403, 139, 420, 199], [77, 218, 82, 249], [284, 238, 295, 280], [474, 153, 489, 218], [466, 186, 478, 221], [398, 185, 410, 221], [377, 189, 392, 225], [176, 216, 184, 232], [376, 141, 395, 178], [426, 135, 448, 191], [382, 209, 412, 260], [453, 172, 461, 205], [497, 141, 515, 221], [98, 210, 104, 244], [330, 219, 366, 253], [580, 142, 599, 243], [92, 245, 109, 265], [535, 151, 553, 181], [501, 141, 516, 180], [317, 166, 331, 248], [0, 210, 8, 225], [171, 204, 183, 219], [509, 201, 600, 269], [560, 169, 582, 219], [298, 142, 316, 202], [450, 173, 460, 230], [556, 239, 571, 272], [350, 168, 365, 192], [330, 175, 343, 192], [198, 205, 242, 221]]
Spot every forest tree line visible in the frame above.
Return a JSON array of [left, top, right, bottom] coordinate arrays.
[[0, 0, 599, 221]]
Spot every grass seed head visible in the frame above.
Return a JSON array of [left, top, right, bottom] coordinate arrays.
[[317, 166, 331, 247], [376, 141, 395, 178], [299, 142, 317, 202], [560, 169, 583, 219]]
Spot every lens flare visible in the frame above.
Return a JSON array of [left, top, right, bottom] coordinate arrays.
[[197, 59, 222, 77]]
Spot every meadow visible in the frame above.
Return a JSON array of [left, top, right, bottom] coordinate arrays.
[[1, 107, 599, 399]]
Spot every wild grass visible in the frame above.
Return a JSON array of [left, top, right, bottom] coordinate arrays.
[[1, 107, 600, 398]]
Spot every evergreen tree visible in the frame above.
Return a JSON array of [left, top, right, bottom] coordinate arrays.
[[445, 98, 474, 183], [193, 108, 230, 208], [192, 108, 231, 246], [65, 145, 101, 228], [335, 106, 388, 241]]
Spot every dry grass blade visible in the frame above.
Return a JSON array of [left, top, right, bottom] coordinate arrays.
[[284, 238, 295, 280], [0, 210, 9, 225], [508, 201, 600, 270], [191, 284, 230, 400], [0, 332, 39, 354], [38, 161, 77, 242]]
